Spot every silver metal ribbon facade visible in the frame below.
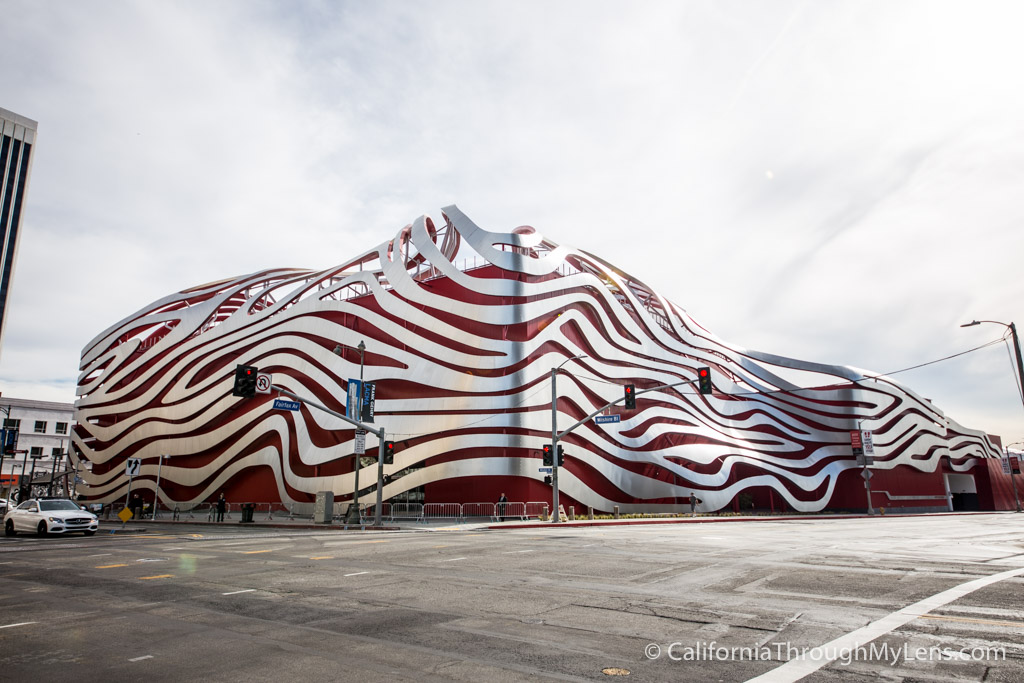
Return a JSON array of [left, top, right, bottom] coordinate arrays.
[[73, 206, 1000, 512]]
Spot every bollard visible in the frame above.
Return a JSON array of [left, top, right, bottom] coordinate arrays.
[[880, 507, 885, 516], [588, 506, 594, 520], [568, 506, 575, 521], [613, 505, 620, 519], [542, 504, 549, 521]]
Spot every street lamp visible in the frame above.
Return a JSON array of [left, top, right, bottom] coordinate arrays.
[[961, 320, 1024, 512], [334, 340, 366, 524], [960, 320, 1024, 411], [550, 354, 587, 523]]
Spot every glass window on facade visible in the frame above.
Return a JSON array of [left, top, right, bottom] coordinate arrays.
[[3, 418, 19, 430], [30, 446, 42, 456], [34, 420, 46, 433], [51, 447, 62, 456], [55, 422, 68, 434]]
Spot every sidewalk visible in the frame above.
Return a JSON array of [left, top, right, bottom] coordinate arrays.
[[98, 509, 994, 534]]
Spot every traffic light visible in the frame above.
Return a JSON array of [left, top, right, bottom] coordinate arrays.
[[624, 384, 636, 409], [697, 367, 712, 395], [383, 440, 395, 465], [232, 364, 258, 398], [544, 475, 552, 485], [557, 445, 565, 466], [542, 444, 553, 467]]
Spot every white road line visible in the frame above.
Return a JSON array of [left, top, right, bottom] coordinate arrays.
[[128, 655, 153, 662], [502, 550, 535, 554], [85, 553, 112, 558], [344, 571, 369, 577], [745, 565, 1024, 683], [0, 561, 11, 565], [441, 557, 467, 562], [221, 589, 256, 595], [0, 622, 37, 629]]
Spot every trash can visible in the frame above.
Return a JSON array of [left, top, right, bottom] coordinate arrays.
[[240, 503, 255, 524]]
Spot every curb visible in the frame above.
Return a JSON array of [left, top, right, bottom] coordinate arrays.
[[485, 510, 986, 530], [98, 520, 401, 532]]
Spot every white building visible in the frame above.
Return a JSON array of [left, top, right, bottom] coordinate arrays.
[[1, 396, 75, 499]]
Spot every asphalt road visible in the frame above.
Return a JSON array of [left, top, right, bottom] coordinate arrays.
[[1, 514, 1023, 682]]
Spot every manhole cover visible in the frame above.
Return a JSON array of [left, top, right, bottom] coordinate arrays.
[[602, 668, 630, 676]]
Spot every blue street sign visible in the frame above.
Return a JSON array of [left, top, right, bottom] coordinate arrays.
[[595, 414, 621, 424], [538, 467, 552, 473], [273, 398, 301, 411]]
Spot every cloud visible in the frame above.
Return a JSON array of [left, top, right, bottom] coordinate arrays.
[[1, 0, 1022, 438]]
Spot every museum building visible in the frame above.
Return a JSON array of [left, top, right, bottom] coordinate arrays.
[[73, 207, 1016, 515]]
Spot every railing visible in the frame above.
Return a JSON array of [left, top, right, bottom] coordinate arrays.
[[524, 501, 548, 518], [422, 502, 463, 521], [91, 500, 547, 523], [462, 502, 497, 518]]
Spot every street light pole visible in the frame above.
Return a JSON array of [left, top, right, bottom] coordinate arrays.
[[961, 320, 1024, 512], [334, 341, 366, 524], [550, 354, 586, 523], [961, 320, 1024, 414]]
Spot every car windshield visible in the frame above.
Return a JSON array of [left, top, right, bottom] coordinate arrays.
[[39, 500, 83, 512]]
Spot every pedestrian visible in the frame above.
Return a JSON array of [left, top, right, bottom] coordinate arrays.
[[131, 493, 143, 519], [497, 492, 508, 522], [690, 492, 702, 516], [216, 492, 227, 522]]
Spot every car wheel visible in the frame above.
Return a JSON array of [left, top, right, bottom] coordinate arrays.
[[37, 521, 48, 537], [4, 520, 15, 537], [84, 530, 96, 536]]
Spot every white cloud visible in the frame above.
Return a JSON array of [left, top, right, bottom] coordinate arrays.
[[1, 0, 1022, 439]]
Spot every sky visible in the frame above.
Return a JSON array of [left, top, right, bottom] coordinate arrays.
[[1, 0, 1022, 444]]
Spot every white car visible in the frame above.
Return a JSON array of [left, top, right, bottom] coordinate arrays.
[[4, 498, 99, 536]]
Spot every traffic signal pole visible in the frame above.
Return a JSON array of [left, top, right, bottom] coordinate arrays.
[[270, 384, 387, 525], [549, 369, 711, 523]]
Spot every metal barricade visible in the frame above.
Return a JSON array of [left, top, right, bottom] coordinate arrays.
[[388, 502, 424, 522], [500, 501, 527, 520], [462, 502, 496, 519], [362, 502, 388, 523], [523, 501, 547, 519], [422, 503, 463, 522]]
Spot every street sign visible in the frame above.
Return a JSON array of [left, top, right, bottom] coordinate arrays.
[[118, 507, 133, 523], [273, 398, 301, 411], [125, 458, 141, 477], [850, 430, 862, 449], [862, 430, 874, 456], [1002, 455, 1012, 475], [538, 467, 552, 473], [856, 455, 875, 467], [354, 429, 366, 455], [595, 415, 621, 424], [255, 372, 272, 394], [861, 469, 873, 481]]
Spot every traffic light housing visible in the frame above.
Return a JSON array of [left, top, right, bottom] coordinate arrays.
[[544, 475, 552, 485], [624, 384, 636, 409], [383, 440, 395, 465], [232, 364, 258, 398], [557, 445, 565, 466], [697, 367, 712, 395], [542, 444, 553, 467]]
